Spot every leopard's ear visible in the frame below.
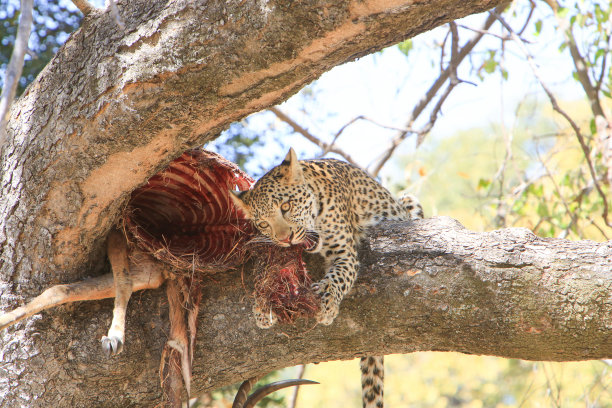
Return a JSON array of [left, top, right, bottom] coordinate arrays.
[[280, 147, 304, 184], [229, 189, 252, 219]]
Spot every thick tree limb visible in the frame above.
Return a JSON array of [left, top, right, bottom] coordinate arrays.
[[1, 218, 610, 406]]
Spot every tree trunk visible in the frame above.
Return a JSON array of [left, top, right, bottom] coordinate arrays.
[[8, 0, 611, 406]]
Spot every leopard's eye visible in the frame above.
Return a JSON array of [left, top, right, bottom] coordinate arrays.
[[280, 201, 291, 212], [258, 221, 269, 229]]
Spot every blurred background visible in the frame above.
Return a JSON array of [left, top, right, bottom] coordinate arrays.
[[2, 0, 610, 406]]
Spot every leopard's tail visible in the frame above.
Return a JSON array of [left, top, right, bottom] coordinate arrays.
[[398, 193, 424, 220], [361, 355, 384, 408]]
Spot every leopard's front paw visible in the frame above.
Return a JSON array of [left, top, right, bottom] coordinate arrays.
[[311, 280, 340, 326], [253, 305, 278, 329]]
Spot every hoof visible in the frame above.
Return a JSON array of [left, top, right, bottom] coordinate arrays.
[[101, 335, 124, 356]]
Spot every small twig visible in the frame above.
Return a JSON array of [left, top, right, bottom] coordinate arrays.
[[449, 22, 460, 84], [71, 0, 96, 15], [439, 29, 450, 75], [0, 0, 34, 148], [517, 0, 536, 37], [493, 11, 612, 228], [588, 218, 610, 240], [487, 105, 514, 228], [415, 80, 456, 144], [327, 114, 413, 156], [535, 143, 580, 237], [25, 48, 37, 60], [269, 107, 360, 168], [594, 37, 610, 94], [456, 24, 512, 41]]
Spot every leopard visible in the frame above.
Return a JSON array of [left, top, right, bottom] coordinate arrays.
[[230, 148, 423, 408]]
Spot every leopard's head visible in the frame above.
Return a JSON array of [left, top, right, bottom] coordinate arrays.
[[230, 148, 319, 250]]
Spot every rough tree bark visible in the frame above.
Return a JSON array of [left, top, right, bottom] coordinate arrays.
[[2, 0, 608, 406], [1, 217, 610, 406]]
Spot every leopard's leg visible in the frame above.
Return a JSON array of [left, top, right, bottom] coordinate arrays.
[[361, 355, 384, 408], [252, 300, 278, 329], [311, 228, 358, 326], [398, 193, 424, 220], [309, 229, 385, 407]]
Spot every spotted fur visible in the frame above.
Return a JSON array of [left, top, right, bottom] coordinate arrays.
[[231, 148, 423, 407]]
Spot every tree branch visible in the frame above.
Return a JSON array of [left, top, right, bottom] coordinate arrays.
[[565, 27, 605, 119], [268, 107, 360, 167], [493, 11, 612, 229], [0, 0, 33, 147], [370, 9, 500, 176], [1, 218, 609, 406], [71, 0, 96, 16], [2, 0, 504, 290]]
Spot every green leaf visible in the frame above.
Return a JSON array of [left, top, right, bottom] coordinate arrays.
[[532, 184, 544, 198], [484, 58, 497, 74], [590, 118, 597, 135], [535, 20, 543, 35], [397, 39, 413, 57], [569, 201, 579, 212], [560, 173, 572, 187], [478, 178, 491, 189]]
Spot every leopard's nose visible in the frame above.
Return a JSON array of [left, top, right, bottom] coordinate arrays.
[[279, 232, 293, 244]]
